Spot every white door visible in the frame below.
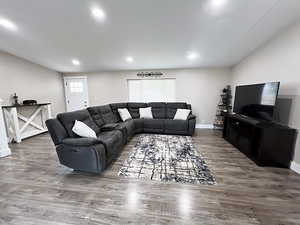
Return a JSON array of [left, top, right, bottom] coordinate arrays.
[[64, 76, 89, 112]]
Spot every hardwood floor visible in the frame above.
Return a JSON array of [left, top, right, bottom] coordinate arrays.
[[0, 129, 300, 225]]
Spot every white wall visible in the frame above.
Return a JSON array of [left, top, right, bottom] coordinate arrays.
[[232, 21, 300, 165], [0, 51, 65, 116], [65, 68, 231, 126]]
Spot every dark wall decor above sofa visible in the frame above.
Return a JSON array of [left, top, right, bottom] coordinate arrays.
[[136, 71, 163, 77], [46, 102, 196, 174]]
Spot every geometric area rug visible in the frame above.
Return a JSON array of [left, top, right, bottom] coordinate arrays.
[[118, 134, 216, 185]]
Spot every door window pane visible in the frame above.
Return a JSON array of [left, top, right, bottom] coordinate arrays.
[[69, 81, 83, 93]]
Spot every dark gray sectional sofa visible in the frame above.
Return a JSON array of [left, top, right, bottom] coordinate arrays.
[[46, 102, 196, 173]]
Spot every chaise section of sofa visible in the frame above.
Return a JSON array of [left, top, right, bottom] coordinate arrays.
[[46, 102, 196, 173]]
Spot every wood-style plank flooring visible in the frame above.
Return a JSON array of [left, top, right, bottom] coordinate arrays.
[[0, 129, 300, 225]]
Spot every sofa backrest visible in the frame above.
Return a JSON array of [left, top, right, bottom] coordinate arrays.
[[111, 102, 190, 119], [166, 102, 188, 119], [127, 102, 148, 118], [110, 103, 128, 122], [90, 105, 118, 124], [148, 102, 166, 119], [87, 106, 105, 127], [53, 102, 191, 138], [57, 109, 100, 138], [47, 102, 193, 145]]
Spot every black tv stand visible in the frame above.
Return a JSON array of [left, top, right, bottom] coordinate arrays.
[[223, 114, 298, 168]]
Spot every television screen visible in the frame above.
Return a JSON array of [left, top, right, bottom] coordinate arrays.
[[233, 82, 280, 121]]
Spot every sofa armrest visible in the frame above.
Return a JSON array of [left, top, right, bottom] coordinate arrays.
[[46, 119, 68, 145], [188, 116, 196, 136], [62, 138, 102, 147], [187, 114, 196, 120]]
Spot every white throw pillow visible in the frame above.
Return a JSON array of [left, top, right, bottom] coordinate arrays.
[[118, 108, 132, 121], [139, 107, 153, 119], [173, 109, 191, 120], [72, 120, 97, 138]]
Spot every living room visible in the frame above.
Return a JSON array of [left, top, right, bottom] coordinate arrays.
[[0, 1, 300, 224]]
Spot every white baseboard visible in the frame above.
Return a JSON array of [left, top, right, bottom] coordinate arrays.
[[290, 161, 300, 174], [196, 124, 214, 129], [0, 146, 11, 158]]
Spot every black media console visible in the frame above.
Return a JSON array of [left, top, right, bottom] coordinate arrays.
[[223, 113, 298, 168]]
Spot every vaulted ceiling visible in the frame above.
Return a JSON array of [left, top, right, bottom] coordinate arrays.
[[1, 0, 300, 72]]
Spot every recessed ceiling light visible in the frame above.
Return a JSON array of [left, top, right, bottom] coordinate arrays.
[[211, 0, 227, 8], [187, 52, 199, 60], [72, 59, 80, 66], [0, 17, 18, 31], [126, 56, 134, 63], [91, 7, 106, 21]]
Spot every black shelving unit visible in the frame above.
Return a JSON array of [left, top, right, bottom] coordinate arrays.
[[223, 113, 298, 168], [214, 85, 232, 129]]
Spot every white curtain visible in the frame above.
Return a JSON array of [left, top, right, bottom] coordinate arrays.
[[128, 79, 176, 102]]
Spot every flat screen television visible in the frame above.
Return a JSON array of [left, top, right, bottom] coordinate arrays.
[[233, 82, 280, 121]]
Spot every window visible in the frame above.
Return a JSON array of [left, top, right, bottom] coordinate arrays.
[[261, 82, 278, 105], [128, 79, 176, 102], [69, 81, 83, 93]]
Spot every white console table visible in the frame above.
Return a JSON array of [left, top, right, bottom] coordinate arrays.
[[0, 99, 11, 157], [2, 103, 52, 143]]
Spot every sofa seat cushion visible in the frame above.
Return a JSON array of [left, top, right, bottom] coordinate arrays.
[[62, 137, 102, 147], [165, 119, 188, 131], [98, 122, 129, 143], [120, 120, 135, 135], [142, 118, 164, 133], [97, 130, 123, 157], [164, 129, 189, 136], [101, 122, 128, 144], [143, 119, 164, 130], [57, 109, 100, 138], [133, 119, 144, 133]]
